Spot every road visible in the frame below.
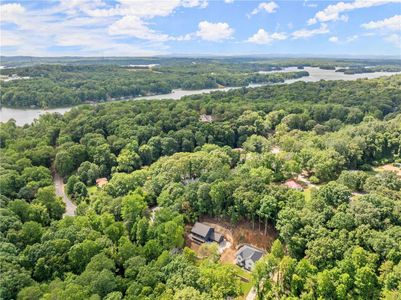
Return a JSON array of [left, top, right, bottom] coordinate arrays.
[[246, 287, 257, 300], [53, 172, 76, 217]]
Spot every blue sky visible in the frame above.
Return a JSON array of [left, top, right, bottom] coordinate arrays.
[[1, 0, 400, 57]]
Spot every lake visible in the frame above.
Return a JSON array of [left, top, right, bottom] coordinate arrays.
[[1, 67, 400, 126]]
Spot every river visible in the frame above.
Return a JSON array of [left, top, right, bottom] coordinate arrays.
[[1, 67, 400, 126]]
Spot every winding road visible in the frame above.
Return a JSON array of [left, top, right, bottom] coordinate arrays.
[[53, 172, 76, 217]]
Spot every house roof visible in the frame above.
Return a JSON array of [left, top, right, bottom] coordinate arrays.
[[236, 245, 264, 263], [96, 177, 108, 187], [210, 231, 223, 242], [284, 179, 303, 189], [199, 114, 213, 122], [250, 250, 264, 262], [191, 222, 212, 238]]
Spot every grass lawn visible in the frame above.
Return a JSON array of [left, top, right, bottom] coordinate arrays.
[[304, 188, 312, 203], [230, 264, 253, 299], [87, 185, 98, 196]]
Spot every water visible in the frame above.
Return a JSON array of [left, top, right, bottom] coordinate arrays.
[[282, 67, 401, 83], [0, 107, 72, 126], [1, 67, 400, 126]]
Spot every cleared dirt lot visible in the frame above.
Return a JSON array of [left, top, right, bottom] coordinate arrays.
[[374, 164, 401, 177], [185, 217, 278, 264]]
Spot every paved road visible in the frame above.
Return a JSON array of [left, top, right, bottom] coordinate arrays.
[[53, 172, 76, 217]]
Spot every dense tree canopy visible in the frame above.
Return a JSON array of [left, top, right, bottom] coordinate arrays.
[[1, 72, 400, 299]]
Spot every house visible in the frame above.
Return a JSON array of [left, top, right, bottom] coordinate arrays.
[[284, 179, 303, 190], [199, 114, 213, 123], [236, 245, 265, 271], [96, 177, 108, 188], [189, 222, 224, 244]]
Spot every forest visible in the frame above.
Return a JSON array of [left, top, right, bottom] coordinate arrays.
[[1, 74, 401, 299], [336, 66, 401, 74], [0, 63, 308, 108], [1, 57, 400, 108]]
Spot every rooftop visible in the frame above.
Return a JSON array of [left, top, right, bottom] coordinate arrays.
[[96, 177, 108, 187], [236, 245, 265, 262], [200, 114, 213, 123], [191, 222, 213, 238], [284, 179, 303, 189]]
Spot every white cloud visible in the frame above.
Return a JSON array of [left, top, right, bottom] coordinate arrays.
[[94, 0, 209, 42], [328, 35, 359, 44], [292, 24, 329, 39], [182, 0, 208, 8], [307, 0, 400, 25], [0, 3, 26, 23], [91, 1, 180, 18], [58, 0, 106, 15], [173, 33, 194, 41], [0, 0, 210, 57], [88, 0, 207, 18], [108, 15, 170, 41], [224, 0, 234, 3], [251, 2, 279, 15], [247, 29, 287, 44], [361, 15, 401, 31], [329, 36, 339, 43], [303, 1, 318, 8], [361, 15, 401, 49], [196, 21, 234, 41], [346, 35, 359, 42], [0, 0, 182, 56], [306, 19, 316, 25]]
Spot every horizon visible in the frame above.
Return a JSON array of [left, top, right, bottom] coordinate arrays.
[[1, 54, 400, 59]]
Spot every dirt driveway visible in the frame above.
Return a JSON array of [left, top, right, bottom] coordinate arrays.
[[186, 217, 278, 264]]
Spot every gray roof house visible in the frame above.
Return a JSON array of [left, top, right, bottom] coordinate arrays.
[[236, 245, 265, 271], [190, 222, 224, 244]]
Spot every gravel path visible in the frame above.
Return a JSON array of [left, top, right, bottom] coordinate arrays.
[[53, 172, 76, 217]]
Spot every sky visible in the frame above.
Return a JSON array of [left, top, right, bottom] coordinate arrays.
[[0, 0, 400, 57]]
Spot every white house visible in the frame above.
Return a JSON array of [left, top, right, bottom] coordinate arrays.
[[236, 245, 264, 271]]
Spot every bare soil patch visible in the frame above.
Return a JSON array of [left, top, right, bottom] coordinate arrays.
[[374, 164, 401, 177], [221, 247, 237, 264], [185, 217, 278, 264]]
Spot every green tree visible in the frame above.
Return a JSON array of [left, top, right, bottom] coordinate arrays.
[[121, 191, 147, 231], [55, 151, 74, 177], [68, 240, 102, 274], [73, 182, 88, 202], [20, 221, 43, 246], [33, 186, 65, 220]]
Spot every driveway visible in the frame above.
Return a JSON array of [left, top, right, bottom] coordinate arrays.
[[246, 287, 257, 300], [53, 172, 76, 217]]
